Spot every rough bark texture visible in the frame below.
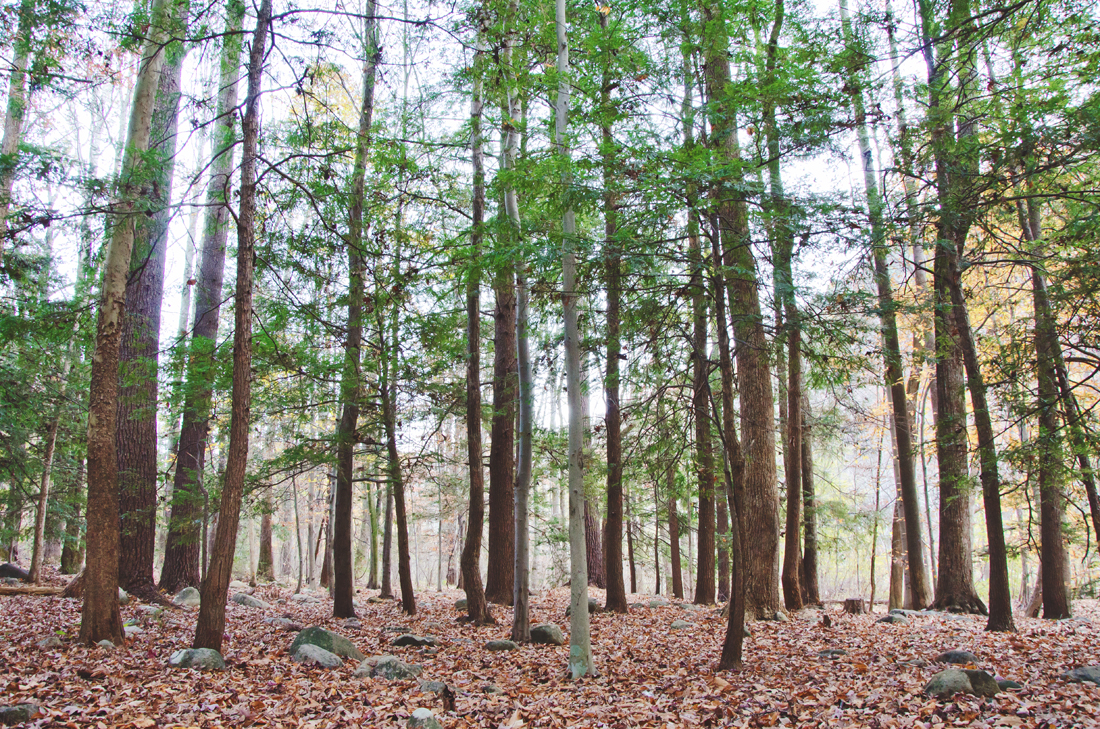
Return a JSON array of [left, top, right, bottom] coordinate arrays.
[[690, 240, 715, 606], [1034, 267, 1070, 619], [256, 503, 274, 582], [192, 0, 268, 652], [81, 0, 171, 647], [800, 397, 821, 606], [460, 28, 491, 626], [585, 500, 605, 589], [485, 264, 516, 606], [118, 29, 186, 601], [160, 0, 244, 595], [700, 0, 781, 620], [668, 489, 683, 599], [0, 0, 32, 260]]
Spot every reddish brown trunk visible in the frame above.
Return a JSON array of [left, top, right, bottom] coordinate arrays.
[[485, 266, 516, 605], [585, 500, 605, 588]]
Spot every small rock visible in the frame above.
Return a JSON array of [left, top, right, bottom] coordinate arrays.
[[368, 596, 386, 603], [342, 619, 362, 630], [232, 593, 270, 609], [408, 707, 443, 729], [890, 609, 920, 617], [670, 620, 691, 630], [419, 679, 450, 693], [36, 636, 62, 649], [454, 598, 468, 610], [382, 625, 412, 634], [899, 658, 930, 668], [292, 644, 343, 668], [423, 621, 448, 632], [923, 668, 999, 698], [565, 597, 603, 617], [290, 593, 319, 603], [648, 598, 670, 608], [266, 617, 303, 631], [486, 639, 518, 651], [997, 679, 1024, 691], [0, 703, 39, 725], [290, 626, 365, 661], [97, 639, 115, 650], [773, 611, 788, 622], [877, 614, 908, 624], [818, 649, 847, 659], [935, 649, 978, 665], [169, 647, 225, 670], [1064, 665, 1100, 686], [682, 604, 703, 612], [118, 588, 130, 605], [392, 634, 439, 648], [744, 625, 751, 638], [530, 623, 564, 645], [173, 586, 201, 607], [229, 580, 249, 590], [357, 655, 423, 680], [483, 684, 503, 694], [124, 625, 142, 638]]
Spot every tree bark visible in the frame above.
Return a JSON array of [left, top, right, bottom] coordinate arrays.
[[333, 0, 380, 619], [459, 23, 491, 625], [118, 12, 188, 601], [256, 498, 274, 582], [800, 396, 821, 606], [0, 0, 33, 264], [81, 0, 172, 647], [556, 0, 594, 676], [161, 0, 244, 594], [585, 499, 605, 588], [700, 0, 781, 620], [192, 0, 269, 652], [839, 0, 931, 610]]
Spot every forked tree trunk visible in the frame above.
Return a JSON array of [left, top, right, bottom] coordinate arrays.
[[81, 0, 172, 647], [192, 0, 269, 652]]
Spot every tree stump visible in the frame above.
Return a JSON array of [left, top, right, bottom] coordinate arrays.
[[843, 598, 865, 615]]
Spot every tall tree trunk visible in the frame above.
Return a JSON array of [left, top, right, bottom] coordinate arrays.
[[485, 142, 517, 604], [192, 0, 269, 652], [81, 0, 172, 647], [1033, 266, 1070, 618], [800, 396, 821, 606], [161, 0, 244, 594], [700, 0, 780, 620], [60, 461, 85, 575], [599, 8, 627, 616], [556, 0, 593, 677], [379, 308, 415, 614], [839, 0, 931, 610], [381, 483, 393, 598], [460, 24, 491, 625], [585, 500, 605, 588], [668, 488, 683, 599], [710, 183, 747, 671], [118, 6, 189, 601], [333, 0, 380, 619], [889, 500, 906, 611]]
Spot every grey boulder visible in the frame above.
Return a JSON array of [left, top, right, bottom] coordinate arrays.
[[670, 620, 691, 630], [392, 634, 439, 648], [486, 639, 518, 651], [408, 708, 443, 729], [173, 586, 201, 607], [290, 626, 365, 661], [877, 614, 908, 624], [292, 643, 343, 668], [1064, 666, 1100, 686], [530, 623, 565, 645], [232, 593, 270, 609], [923, 669, 999, 698], [0, 704, 39, 725], [169, 647, 225, 670], [935, 649, 978, 665], [357, 655, 423, 680]]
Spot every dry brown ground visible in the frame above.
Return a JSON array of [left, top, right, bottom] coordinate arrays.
[[2, 574, 1099, 727]]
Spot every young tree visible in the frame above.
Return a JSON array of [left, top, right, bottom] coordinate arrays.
[[333, 0, 381, 620], [193, 0, 271, 652]]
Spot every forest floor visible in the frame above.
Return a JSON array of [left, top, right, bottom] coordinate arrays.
[[1, 573, 1099, 728]]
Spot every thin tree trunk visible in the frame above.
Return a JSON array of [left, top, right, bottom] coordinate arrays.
[[839, 0, 931, 610], [293, 475, 304, 593], [381, 483, 393, 598], [161, 0, 244, 594], [668, 489, 683, 599], [800, 396, 821, 605], [556, 0, 593, 676], [81, 0, 172, 647], [380, 325, 415, 614], [256, 497, 274, 582], [460, 23, 491, 625], [333, 0, 380, 619], [192, 0, 269, 652]]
